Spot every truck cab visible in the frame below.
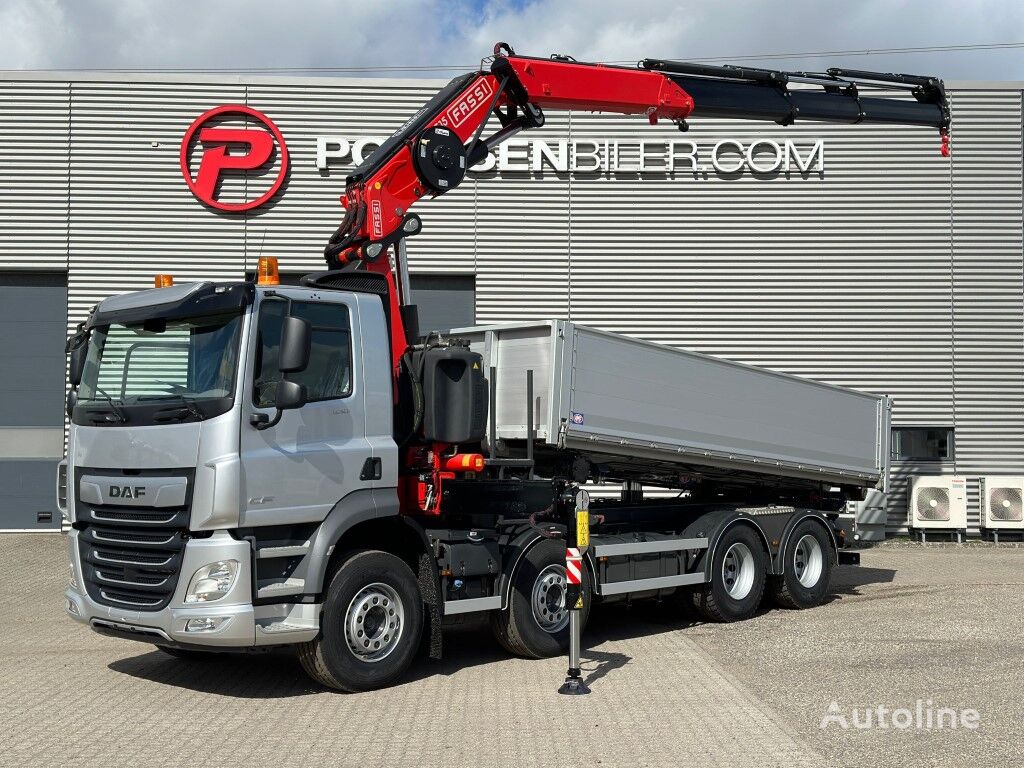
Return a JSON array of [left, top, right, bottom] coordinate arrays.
[[64, 276, 397, 651]]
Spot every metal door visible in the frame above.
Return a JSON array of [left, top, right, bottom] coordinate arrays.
[[239, 289, 373, 527], [0, 271, 67, 530]]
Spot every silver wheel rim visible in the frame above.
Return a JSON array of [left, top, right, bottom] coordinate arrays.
[[531, 564, 569, 633], [344, 582, 404, 663], [722, 542, 756, 600], [793, 534, 824, 588]]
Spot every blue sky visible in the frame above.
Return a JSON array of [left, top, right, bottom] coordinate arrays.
[[1, 0, 1022, 80]]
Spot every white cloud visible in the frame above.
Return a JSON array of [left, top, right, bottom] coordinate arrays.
[[0, 0, 1022, 80]]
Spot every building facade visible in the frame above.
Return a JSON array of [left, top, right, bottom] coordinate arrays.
[[0, 71, 1021, 535]]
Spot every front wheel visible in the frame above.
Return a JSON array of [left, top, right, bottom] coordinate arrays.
[[771, 520, 834, 609], [692, 525, 767, 622], [491, 538, 592, 658], [298, 550, 423, 692]]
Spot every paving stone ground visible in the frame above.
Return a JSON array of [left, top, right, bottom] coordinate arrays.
[[3, 534, 1020, 767]]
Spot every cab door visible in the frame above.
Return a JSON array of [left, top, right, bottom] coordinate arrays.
[[239, 290, 372, 526]]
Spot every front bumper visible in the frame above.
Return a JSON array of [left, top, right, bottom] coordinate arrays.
[[65, 529, 319, 648]]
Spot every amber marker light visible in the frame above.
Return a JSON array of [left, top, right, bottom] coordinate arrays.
[[257, 256, 280, 286]]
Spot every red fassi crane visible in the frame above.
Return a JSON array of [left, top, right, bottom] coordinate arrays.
[[321, 42, 951, 366]]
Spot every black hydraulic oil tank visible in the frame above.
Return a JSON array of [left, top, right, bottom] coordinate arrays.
[[421, 344, 488, 443]]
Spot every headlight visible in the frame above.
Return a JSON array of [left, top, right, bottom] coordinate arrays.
[[184, 560, 239, 603]]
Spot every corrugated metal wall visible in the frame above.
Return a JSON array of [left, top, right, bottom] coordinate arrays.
[[0, 81, 70, 269], [949, 89, 1024, 531], [0, 72, 1020, 535]]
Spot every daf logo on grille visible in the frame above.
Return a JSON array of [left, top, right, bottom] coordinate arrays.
[[109, 485, 146, 500]]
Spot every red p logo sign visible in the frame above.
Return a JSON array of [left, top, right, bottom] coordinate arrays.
[[180, 105, 288, 212]]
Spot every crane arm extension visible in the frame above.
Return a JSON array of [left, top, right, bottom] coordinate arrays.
[[642, 58, 949, 131], [323, 43, 951, 340], [325, 45, 951, 270], [324, 52, 695, 269]]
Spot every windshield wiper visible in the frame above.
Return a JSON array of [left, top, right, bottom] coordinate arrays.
[[142, 393, 205, 423], [85, 389, 128, 423]]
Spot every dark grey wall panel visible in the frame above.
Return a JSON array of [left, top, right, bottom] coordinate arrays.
[[0, 460, 59, 529], [410, 274, 475, 333], [0, 272, 68, 428]]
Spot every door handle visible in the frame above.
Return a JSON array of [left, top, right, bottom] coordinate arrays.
[[360, 457, 382, 481]]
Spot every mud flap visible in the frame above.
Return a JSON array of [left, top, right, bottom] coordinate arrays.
[[417, 552, 444, 659]]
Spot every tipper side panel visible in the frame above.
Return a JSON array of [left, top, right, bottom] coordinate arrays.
[[561, 325, 886, 486], [456, 322, 561, 442]]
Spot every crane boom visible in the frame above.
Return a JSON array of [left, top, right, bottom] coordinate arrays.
[[322, 42, 951, 364]]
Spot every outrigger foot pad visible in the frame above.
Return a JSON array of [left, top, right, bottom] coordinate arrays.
[[558, 673, 591, 696]]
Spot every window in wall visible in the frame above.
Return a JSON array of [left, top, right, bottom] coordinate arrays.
[[241, 272, 477, 334], [409, 274, 476, 333], [891, 427, 954, 461], [253, 300, 352, 407]]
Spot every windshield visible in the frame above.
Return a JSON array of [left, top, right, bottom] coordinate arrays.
[[74, 312, 243, 426]]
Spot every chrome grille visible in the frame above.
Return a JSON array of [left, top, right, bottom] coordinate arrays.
[[98, 589, 165, 608], [79, 525, 186, 610], [88, 506, 182, 525], [76, 470, 191, 612]]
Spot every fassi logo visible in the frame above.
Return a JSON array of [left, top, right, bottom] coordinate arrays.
[[443, 77, 494, 128], [180, 105, 289, 212]]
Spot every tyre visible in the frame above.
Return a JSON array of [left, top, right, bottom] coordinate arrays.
[[692, 525, 767, 622], [155, 645, 217, 661], [491, 538, 591, 659], [298, 550, 423, 692], [771, 519, 834, 609]]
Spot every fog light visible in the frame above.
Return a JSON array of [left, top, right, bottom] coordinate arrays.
[[66, 598, 80, 616], [184, 617, 227, 633], [184, 560, 239, 603], [68, 562, 78, 589]]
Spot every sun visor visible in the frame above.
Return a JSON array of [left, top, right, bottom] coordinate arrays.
[[88, 282, 254, 328]]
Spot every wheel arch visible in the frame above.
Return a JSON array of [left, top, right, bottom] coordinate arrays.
[[497, 526, 594, 611], [702, 516, 772, 581], [774, 513, 838, 576], [305, 488, 433, 597]]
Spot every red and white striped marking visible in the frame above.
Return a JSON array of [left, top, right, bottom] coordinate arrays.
[[565, 547, 582, 585]]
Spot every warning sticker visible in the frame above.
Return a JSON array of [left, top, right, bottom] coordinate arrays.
[[574, 596, 584, 610], [576, 510, 589, 548]]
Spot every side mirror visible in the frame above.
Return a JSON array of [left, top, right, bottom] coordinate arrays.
[[275, 379, 307, 411], [65, 389, 78, 419], [251, 378, 307, 431], [278, 316, 311, 373], [68, 341, 87, 387]]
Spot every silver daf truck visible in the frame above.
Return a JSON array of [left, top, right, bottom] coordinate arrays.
[[61, 268, 881, 692]]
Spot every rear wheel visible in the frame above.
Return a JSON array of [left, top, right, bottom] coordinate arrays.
[[298, 550, 423, 692], [771, 520, 834, 609], [693, 525, 767, 622], [492, 538, 591, 658]]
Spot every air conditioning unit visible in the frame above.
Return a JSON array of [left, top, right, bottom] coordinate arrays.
[[909, 475, 967, 530], [980, 476, 1024, 530]]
